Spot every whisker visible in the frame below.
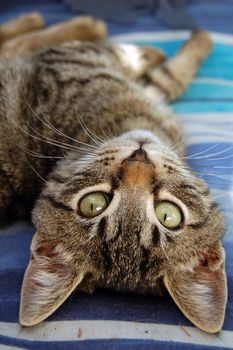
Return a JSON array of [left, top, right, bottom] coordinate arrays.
[[188, 164, 233, 171], [201, 153, 233, 162], [6, 110, 85, 154], [99, 120, 110, 142], [39, 105, 98, 150], [19, 148, 64, 159], [17, 118, 82, 153], [25, 158, 48, 184], [8, 133, 93, 163], [201, 173, 232, 180], [76, 112, 104, 145], [170, 133, 186, 156], [24, 99, 98, 151], [185, 141, 222, 160], [180, 172, 231, 188], [24, 118, 81, 153], [186, 144, 233, 160]]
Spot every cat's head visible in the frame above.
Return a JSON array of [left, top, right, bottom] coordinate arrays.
[[20, 129, 227, 333]]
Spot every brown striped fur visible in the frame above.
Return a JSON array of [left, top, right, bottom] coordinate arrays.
[[0, 14, 227, 333]]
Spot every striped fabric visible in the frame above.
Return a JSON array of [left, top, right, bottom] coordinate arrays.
[[0, 8, 233, 350]]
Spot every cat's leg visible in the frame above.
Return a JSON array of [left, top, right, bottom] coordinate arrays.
[[0, 16, 107, 60], [112, 31, 211, 101], [110, 32, 211, 159], [0, 13, 44, 45], [110, 44, 166, 80], [143, 31, 212, 101]]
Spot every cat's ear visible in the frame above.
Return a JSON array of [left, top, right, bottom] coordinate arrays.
[[19, 235, 85, 326], [164, 242, 227, 333]]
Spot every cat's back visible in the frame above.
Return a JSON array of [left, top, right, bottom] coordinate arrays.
[[0, 41, 132, 118], [0, 41, 132, 154], [0, 41, 155, 219]]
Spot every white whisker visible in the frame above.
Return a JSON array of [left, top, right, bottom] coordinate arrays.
[[185, 141, 221, 160], [76, 112, 104, 145], [186, 144, 233, 160], [25, 158, 48, 184], [24, 99, 98, 151], [99, 120, 110, 142]]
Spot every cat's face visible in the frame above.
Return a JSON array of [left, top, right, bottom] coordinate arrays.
[[20, 130, 227, 333]]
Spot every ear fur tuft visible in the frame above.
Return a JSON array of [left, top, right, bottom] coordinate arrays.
[[19, 238, 85, 326], [164, 243, 227, 333]]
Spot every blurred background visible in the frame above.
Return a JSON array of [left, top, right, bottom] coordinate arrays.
[[0, 0, 233, 35]]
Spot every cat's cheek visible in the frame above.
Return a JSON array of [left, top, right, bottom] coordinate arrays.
[[163, 242, 227, 333]]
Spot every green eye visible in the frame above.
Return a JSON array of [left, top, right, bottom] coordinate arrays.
[[79, 192, 109, 218], [155, 201, 182, 229]]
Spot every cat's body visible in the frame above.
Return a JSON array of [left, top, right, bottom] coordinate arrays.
[[0, 15, 227, 334], [0, 40, 183, 221]]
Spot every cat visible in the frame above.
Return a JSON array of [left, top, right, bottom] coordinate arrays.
[[0, 13, 227, 333]]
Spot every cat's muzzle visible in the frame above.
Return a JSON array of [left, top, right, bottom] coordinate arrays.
[[123, 148, 152, 165]]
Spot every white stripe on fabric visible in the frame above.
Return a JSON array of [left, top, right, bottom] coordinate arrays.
[[182, 125, 233, 136], [111, 30, 190, 42], [178, 115, 233, 144], [193, 78, 233, 88], [183, 135, 233, 144], [0, 321, 233, 348], [111, 31, 233, 46], [179, 113, 233, 124]]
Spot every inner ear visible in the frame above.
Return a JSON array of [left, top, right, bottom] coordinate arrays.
[[20, 237, 87, 326], [164, 242, 227, 333]]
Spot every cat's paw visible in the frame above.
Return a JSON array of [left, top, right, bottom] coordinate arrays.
[[0, 15, 108, 60], [0, 12, 44, 45], [68, 16, 107, 41]]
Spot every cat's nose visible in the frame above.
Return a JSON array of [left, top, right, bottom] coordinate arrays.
[[121, 148, 154, 187], [126, 148, 150, 163]]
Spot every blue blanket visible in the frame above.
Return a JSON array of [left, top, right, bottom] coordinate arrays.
[[0, 1, 233, 349]]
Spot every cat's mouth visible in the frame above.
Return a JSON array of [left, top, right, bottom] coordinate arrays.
[[122, 148, 153, 165]]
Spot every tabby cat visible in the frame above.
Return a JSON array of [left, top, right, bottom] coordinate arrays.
[[0, 13, 227, 333]]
